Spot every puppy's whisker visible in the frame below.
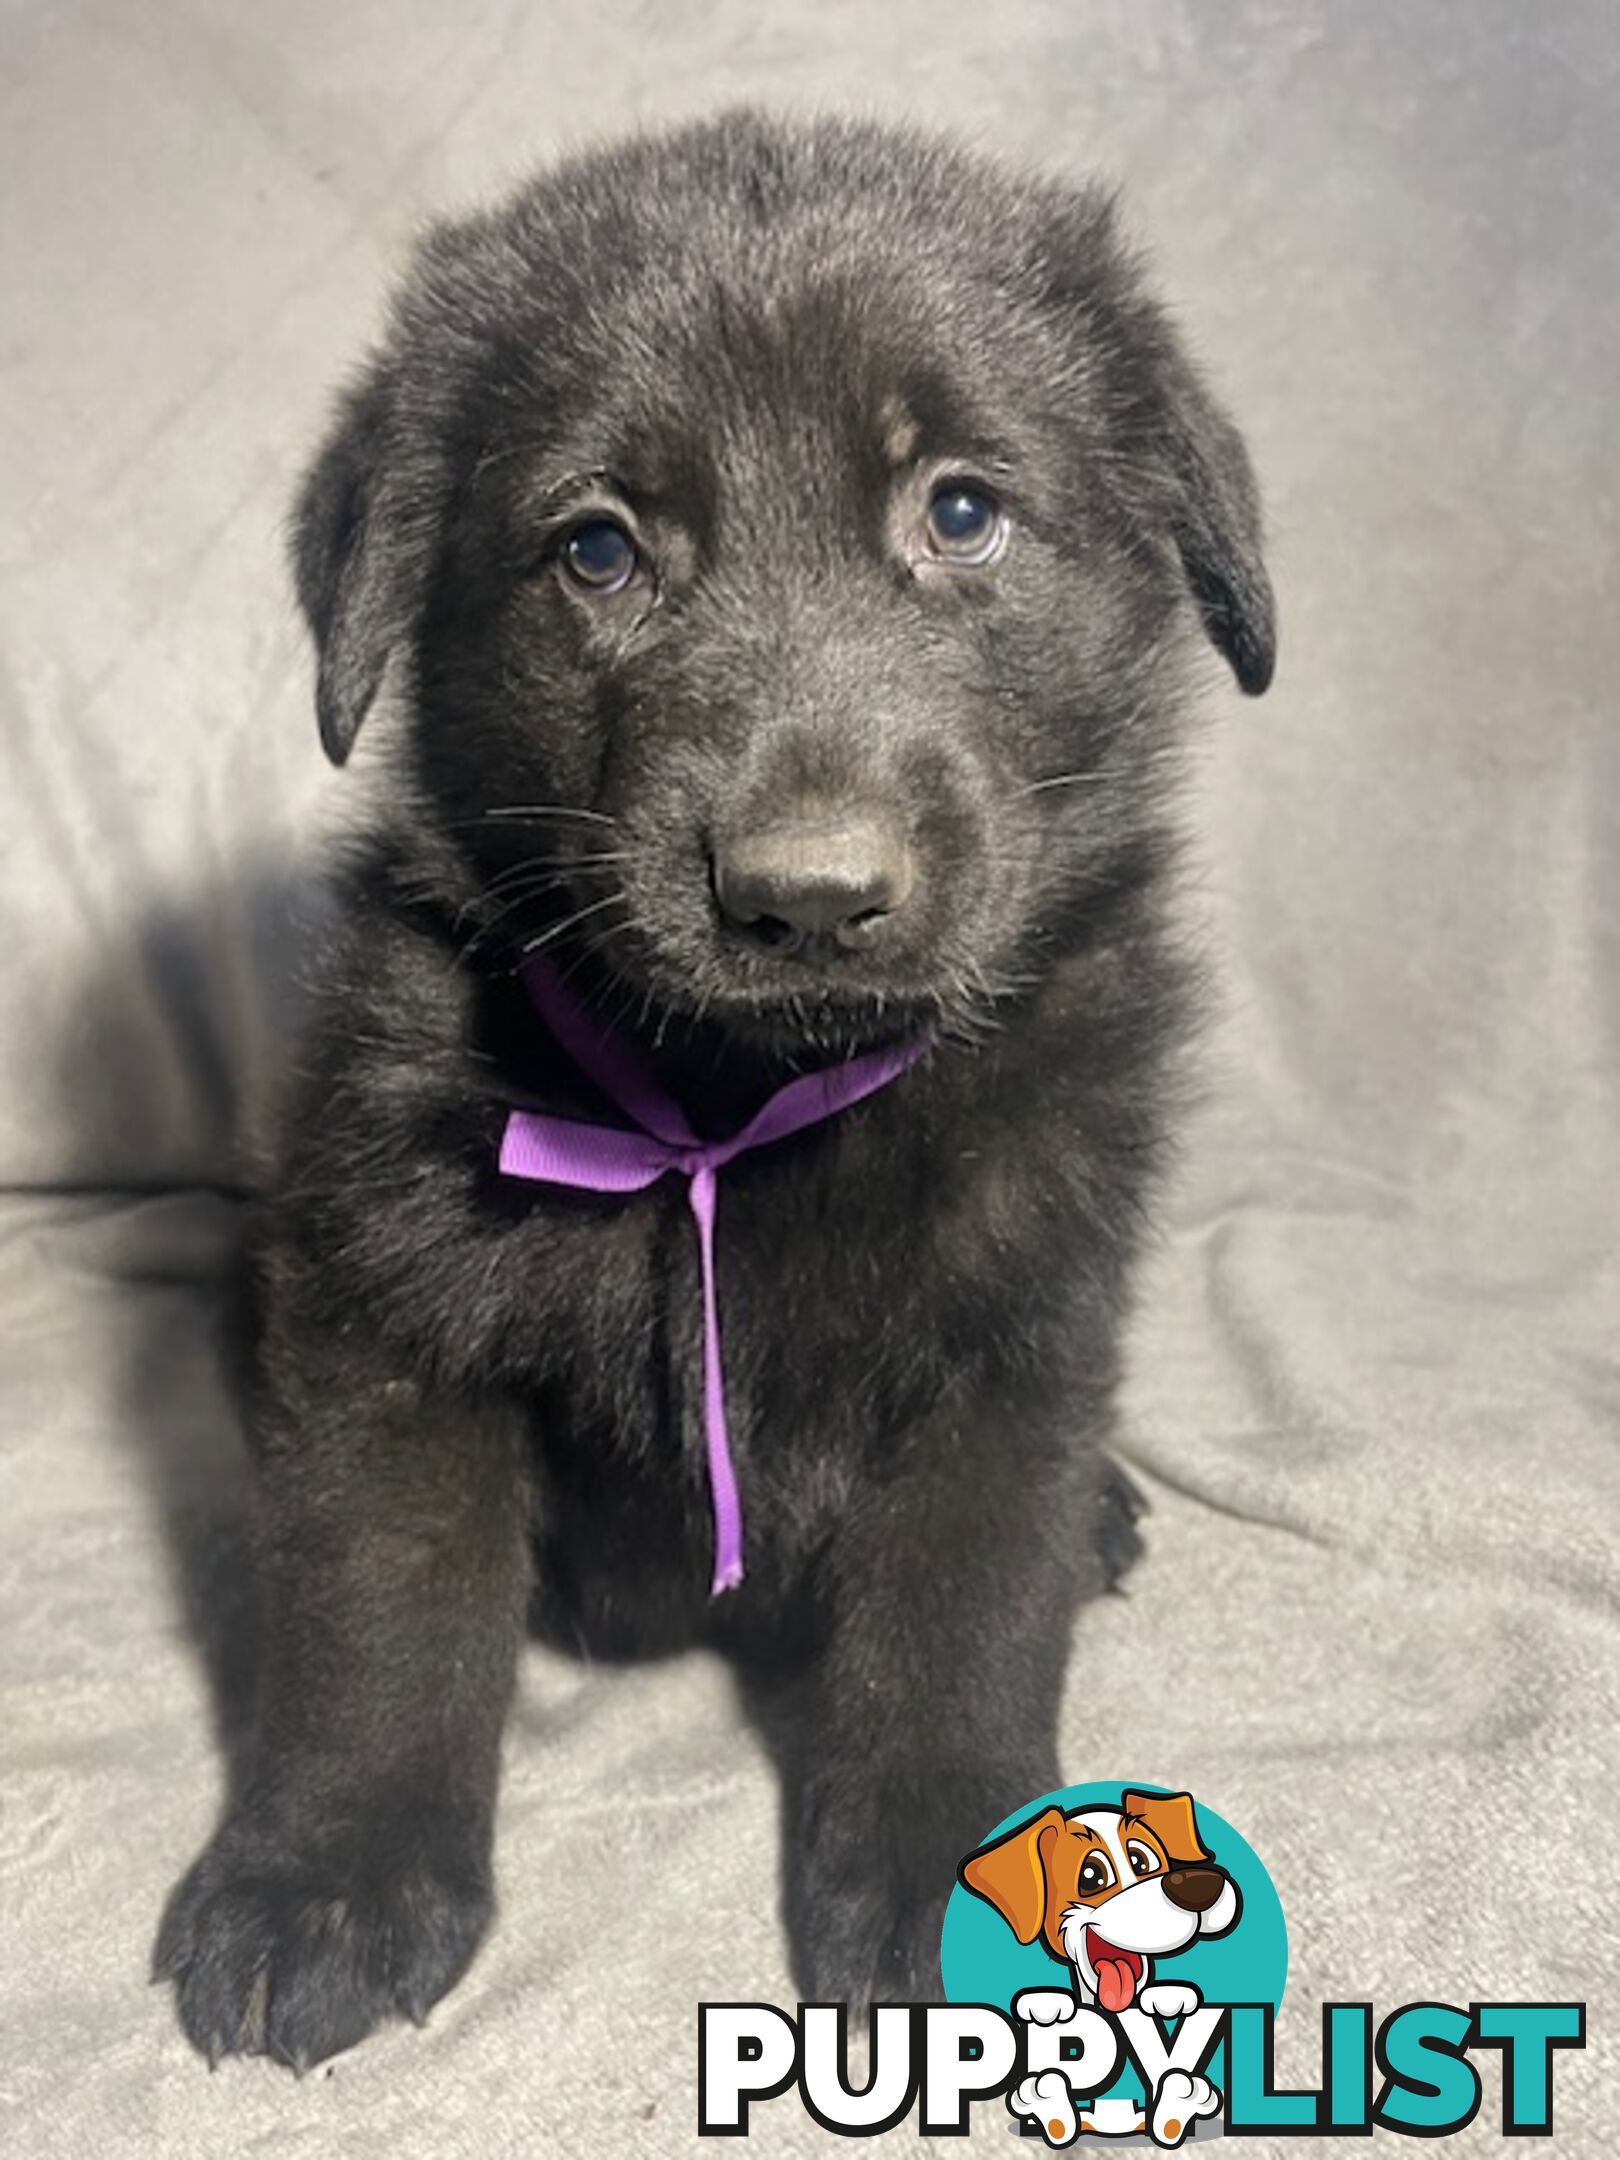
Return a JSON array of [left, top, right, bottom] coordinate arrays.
[[516, 892, 630, 962], [471, 851, 629, 903], [1021, 770, 1110, 797], [476, 805, 618, 827], [435, 805, 621, 845], [455, 855, 632, 937]]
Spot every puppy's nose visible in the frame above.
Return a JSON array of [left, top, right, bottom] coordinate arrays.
[[1162, 1867, 1226, 1914], [713, 816, 914, 951]]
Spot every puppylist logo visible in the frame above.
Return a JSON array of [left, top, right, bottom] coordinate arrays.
[[698, 1782, 1586, 2143]]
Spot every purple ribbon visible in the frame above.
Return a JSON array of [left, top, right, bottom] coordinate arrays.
[[498, 958, 928, 1595]]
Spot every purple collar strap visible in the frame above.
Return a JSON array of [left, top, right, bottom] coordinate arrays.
[[498, 958, 929, 1596]]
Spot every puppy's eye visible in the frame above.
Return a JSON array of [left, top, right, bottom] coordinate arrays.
[[1077, 1852, 1116, 1896], [1126, 1841, 1160, 1879], [924, 481, 1006, 566], [561, 519, 638, 595]]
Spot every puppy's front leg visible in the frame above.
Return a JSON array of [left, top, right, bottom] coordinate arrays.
[[783, 1419, 1135, 2007], [155, 1308, 531, 2070]]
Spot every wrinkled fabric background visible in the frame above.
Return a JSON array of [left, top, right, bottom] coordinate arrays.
[[2, 3, 1616, 2153]]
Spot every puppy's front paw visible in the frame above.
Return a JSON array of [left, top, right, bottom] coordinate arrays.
[[1014, 1987, 1081, 2026], [1151, 2067, 1221, 2147], [792, 1869, 949, 2009], [788, 1809, 947, 2008], [1010, 2068, 1079, 2145], [154, 1814, 491, 2070], [1138, 1980, 1202, 2020], [787, 1770, 1043, 2009]]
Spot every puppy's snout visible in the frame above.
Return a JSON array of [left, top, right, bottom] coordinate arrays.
[[1162, 1867, 1226, 1914], [713, 815, 915, 953]]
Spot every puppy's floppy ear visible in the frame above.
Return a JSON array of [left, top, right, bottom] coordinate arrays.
[[1122, 1790, 1210, 1867], [291, 367, 421, 765], [1038, 184, 1275, 696], [1154, 349, 1276, 696], [958, 1804, 1068, 1945]]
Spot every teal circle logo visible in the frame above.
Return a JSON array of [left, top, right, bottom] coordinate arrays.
[[940, 1780, 1287, 2111]]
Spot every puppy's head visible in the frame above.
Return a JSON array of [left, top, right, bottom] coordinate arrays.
[[959, 1790, 1240, 2006], [295, 112, 1273, 1051]]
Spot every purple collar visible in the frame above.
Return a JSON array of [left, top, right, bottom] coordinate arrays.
[[498, 958, 929, 1595]]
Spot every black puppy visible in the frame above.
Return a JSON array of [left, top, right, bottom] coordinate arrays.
[[155, 109, 1273, 2070]]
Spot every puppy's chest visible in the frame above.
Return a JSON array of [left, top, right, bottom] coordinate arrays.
[[512, 1134, 943, 1433]]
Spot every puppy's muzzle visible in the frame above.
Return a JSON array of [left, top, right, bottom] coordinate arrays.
[[1162, 1866, 1228, 1914], [713, 813, 915, 954]]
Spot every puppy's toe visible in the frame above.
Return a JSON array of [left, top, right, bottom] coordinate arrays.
[[156, 1826, 491, 2069], [1151, 2066, 1221, 2146], [1014, 1988, 1080, 2026], [1011, 2068, 1078, 2145], [1137, 1980, 1201, 2021], [1096, 1456, 1147, 1593]]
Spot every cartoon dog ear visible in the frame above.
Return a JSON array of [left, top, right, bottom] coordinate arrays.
[[1122, 1790, 1212, 1867], [957, 1805, 1068, 1944], [291, 364, 428, 765], [1199, 1874, 1243, 1941]]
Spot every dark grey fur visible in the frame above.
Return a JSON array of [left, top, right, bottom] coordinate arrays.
[[154, 108, 1273, 2070]]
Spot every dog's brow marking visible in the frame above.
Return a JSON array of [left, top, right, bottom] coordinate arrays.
[[879, 394, 919, 467]]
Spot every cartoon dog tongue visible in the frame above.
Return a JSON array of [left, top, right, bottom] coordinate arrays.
[[1094, 1953, 1138, 2012]]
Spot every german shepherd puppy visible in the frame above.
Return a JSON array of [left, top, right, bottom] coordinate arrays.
[[155, 109, 1273, 2069]]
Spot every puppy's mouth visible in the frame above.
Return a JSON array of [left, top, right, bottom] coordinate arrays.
[[466, 848, 987, 1057], [646, 959, 945, 1060], [1084, 1929, 1145, 2013], [593, 885, 967, 1055]]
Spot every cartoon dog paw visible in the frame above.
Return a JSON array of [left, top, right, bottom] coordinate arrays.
[[1010, 2069, 1079, 2146], [1138, 1980, 1202, 2021], [1150, 2067, 1221, 2148], [1014, 1987, 1080, 2027]]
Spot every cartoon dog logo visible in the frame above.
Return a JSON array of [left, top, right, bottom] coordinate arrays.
[[958, 1789, 1241, 2146]]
